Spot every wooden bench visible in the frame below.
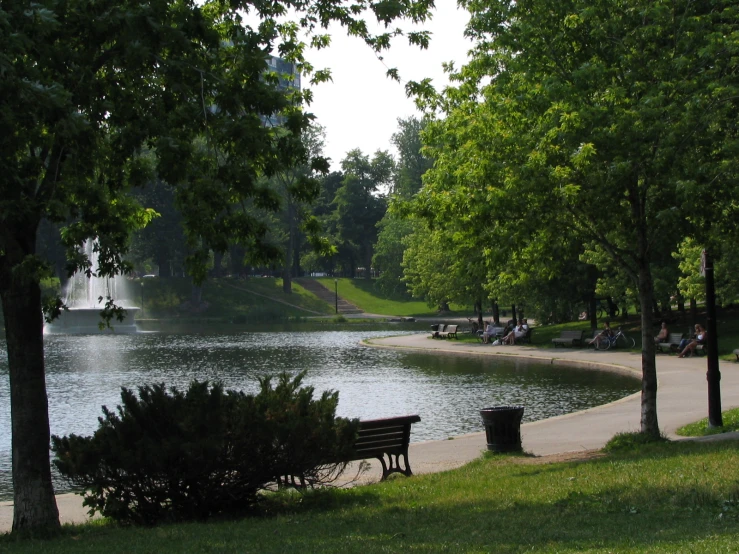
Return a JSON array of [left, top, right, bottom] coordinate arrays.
[[438, 324, 458, 339], [431, 324, 446, 339], [351, 415, 421, 480], [656, 333, 685, 354], [552, 330, 585, 347]]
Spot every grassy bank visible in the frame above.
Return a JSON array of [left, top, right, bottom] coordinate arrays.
[[317, 277, 469, 317], [136, 277, 333, 321], [4, 439, 739, 552]]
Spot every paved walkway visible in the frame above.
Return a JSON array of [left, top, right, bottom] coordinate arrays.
[[3, 333, 738, 532]]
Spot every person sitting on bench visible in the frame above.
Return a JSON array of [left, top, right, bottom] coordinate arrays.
[[481, 322, 495, 343], [502, 320, 526, 345], [592, 321, 614, 349], [678, 324, 706, 358], [654, 321, 669, 345]]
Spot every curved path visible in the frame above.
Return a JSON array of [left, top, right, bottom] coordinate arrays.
[[371, 334, 739, 476], [3, 333, 738, 532]]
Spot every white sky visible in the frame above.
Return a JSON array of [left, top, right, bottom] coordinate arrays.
[[303, 3, 472, 170]]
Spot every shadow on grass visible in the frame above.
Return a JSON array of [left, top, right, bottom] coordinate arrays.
[[3, 442, 739, 553]]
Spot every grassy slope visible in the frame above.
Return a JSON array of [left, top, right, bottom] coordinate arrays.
[[4, 440, 739, 553], [138, 277, 333, 320], [317, 277, 468, 317]]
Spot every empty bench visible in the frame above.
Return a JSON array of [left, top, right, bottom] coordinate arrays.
[[280, 415, 421, 488], [552, 330, 585, 348], [352, 415, 421, 480], [438, 324, 458, 339]]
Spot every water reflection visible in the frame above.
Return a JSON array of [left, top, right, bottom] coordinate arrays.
[[0, 331, 638, 499]]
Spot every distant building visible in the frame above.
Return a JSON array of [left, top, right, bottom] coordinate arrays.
[[262, 56, 301, 127]]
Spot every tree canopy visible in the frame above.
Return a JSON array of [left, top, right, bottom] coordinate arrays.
[[407, 0, 739, 435], [1, 0, 434, 532]]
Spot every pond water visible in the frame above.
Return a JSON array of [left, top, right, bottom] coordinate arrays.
[[0, 330, 639, 499]]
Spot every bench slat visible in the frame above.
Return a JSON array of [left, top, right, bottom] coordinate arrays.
[[357, 429, 406, 441], [358, 415, 421, 429]]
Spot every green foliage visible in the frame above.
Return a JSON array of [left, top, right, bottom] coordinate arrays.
[[676, 238, 739, 306], [603, 431, 669, 453], [372, 215, 418, 298], [51, 373, 359, 525], [405, 0, 739, 437], [331, 150, 393, 277]]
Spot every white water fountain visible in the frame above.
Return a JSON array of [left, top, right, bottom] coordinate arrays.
[[44, 239, 140, 334]]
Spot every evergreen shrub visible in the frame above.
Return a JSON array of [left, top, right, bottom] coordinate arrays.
[[51, 372, 359, 525]]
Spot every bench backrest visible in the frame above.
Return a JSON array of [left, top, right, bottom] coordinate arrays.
[[354, 415, 421, 459], [667, 332, 684, 344], [560, 330, 584, 339], [437, 324, 446, 332], [444, 324, 458, 333]]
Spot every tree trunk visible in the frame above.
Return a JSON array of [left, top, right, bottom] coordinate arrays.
[[492, 300, 500, 325], [211, 251, 223, 278], [606, 297, 617, 319], [155, 249, 172, 278], [292, 231, 302, 278], [191, 282, 202, 305], [230, 245, 247, 277], [588, 295, 597, 330], [364, 243, 373, 280], [511, 304, 517, 324], [282, 233, 293, 294], [1, 251, 60, 532], [637, 262, 659, 436]]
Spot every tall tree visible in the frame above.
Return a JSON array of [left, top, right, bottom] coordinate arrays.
[[333, 149, 394, 278], [374, 117, 432, 296], [409, 0, 739, 436], [0, 0, 434, 532], [270, 124, 327, 293]]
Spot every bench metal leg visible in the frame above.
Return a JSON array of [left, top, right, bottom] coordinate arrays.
[[377, 452, 413, 480]]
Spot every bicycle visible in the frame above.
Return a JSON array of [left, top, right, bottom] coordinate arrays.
[[595, 327, 635, 350]]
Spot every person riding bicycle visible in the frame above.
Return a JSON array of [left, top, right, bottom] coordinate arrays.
[[592, 321, 614, 349]]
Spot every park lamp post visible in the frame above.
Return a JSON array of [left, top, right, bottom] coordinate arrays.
[[335, 278, 338, 314], [702, 249, 722, 427], [140, 281, 144, 318]]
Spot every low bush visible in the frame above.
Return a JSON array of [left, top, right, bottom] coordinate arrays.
[[51, 372, 359, 525]]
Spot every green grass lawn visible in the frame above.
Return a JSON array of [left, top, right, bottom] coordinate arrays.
[[317, 277, 470, 317], [137, 276, 333, 321], [4, 440, 739, 553], [678, 406, 739, 436]]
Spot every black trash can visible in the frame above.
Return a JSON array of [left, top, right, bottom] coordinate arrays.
[[430, 324, 439, 332], [480, 406, 524, 453]]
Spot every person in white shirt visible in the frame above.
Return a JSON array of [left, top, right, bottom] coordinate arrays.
[[503, 320, 526, 345]]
